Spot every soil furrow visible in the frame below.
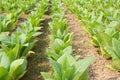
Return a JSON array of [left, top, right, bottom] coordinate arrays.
[[21, 12, 51, 80]]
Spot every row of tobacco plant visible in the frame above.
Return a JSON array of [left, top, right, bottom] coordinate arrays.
[[41, 0, 95, 80], [0, 0, 49, 80], [64, 0, 120, 71], [0, 0, 37, 32]]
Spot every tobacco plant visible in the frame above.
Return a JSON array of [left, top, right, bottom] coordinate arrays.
[[41, 54, 95, 80], [0, 50, 27, 80], [0, 9, 22, 32]]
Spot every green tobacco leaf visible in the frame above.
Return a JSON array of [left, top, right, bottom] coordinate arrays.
[[87, 21, 105, 36], [95, 32, 112, 47], [57, 54, 76, 80], [32, 32, 42, 37], [41, 72, 53, 80], [79, 70, 88, 80], [53, 39, 66, 54], [49, 58, 62, 80], [73, 56, 95, 80], [0, 32, 9, 42], [62, 46, 73, 55], [7, 44, 20, 63], [96, 13, 103, 24], [0, 67, 9, 80], [112, 32, 119, 40], [0, 51, 10, 69], [46, 48, 60, 60], [91, 38, 99, 46], [112, 38, 120, 59], [94, 32, 112, 58], [63, 33, 73, 43], [104, 46, 119, 60], [22, 40, 37, 57], [9, 58, 27, 80], [58, 53, 75, 66], [46, 46, 73, 60], [107, 60, 120, 71], [100, 47, 111, 59], [54, 39, 64, 48]]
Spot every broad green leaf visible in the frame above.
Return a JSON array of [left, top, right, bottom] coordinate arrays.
[[9, 59, 27, 80], [73, 56, 95, 80], [32, 32, 42, 37], [91, 39, 99, 46], [46, 48, 59, 60], [7, 44, 20, 63], [112, 38, 120, 59], [63, 33, 73, 43], [22, 40, 37, 56], [94, 32, 112, 58], [0, 32, 9, 42], [79, 70, 88, 80], [41, 72, 54, 80], [0, 67, 9, 80], [58, 54, 76, 66], [54, 39, 64, 47], [104, 46, 119, 60], [57, 54, 76, 80], [107, 60, 120, 71], [49, 58, 62, 80], [62, 46, 73, 55], [0, 51, 10, 69]]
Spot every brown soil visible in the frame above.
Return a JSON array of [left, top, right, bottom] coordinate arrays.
[[64, 6, 120, 80]]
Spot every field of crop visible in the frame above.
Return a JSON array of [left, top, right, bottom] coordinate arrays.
[[0, 0, 120, 80]]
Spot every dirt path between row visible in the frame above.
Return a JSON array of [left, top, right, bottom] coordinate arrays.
[[21, 2, 52, 80], [21, 15, 51, 80], [64, 6, 120, 80]]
